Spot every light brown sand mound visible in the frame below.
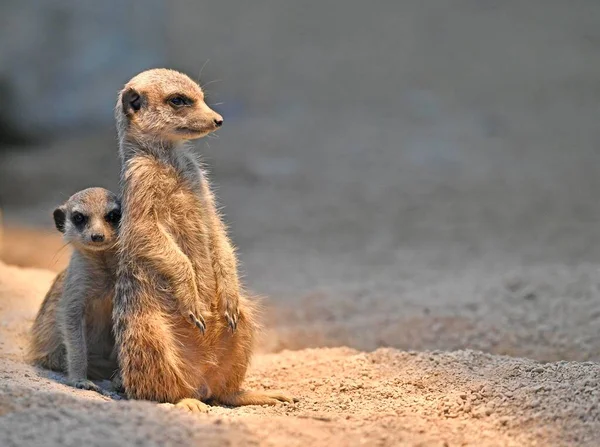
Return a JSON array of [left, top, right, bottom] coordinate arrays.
[[0, 226, 70, 273], [1, 260, 599, 446]]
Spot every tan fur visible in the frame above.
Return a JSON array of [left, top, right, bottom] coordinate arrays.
[[114, 68, 292, 408], [28, 188, 121, 393]]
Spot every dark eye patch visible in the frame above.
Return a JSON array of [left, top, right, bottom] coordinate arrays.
[[71, 212, 87, 227], [168, 94, 194, 108], [105, 209, 121, 225]]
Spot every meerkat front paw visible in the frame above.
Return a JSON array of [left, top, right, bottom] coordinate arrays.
[[68, 378, 103, 394], [182, 303, 210, 334], [174, 398, 210, 414], [188, 312, 206, 334], [223, 297, 240, 332]]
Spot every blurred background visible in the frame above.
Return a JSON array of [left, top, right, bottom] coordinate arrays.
[[1, 1, 600, 360]]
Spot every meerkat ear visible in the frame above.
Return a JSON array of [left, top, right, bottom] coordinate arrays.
[[121, 87, 144, 116], [53, 206, 66, 233]]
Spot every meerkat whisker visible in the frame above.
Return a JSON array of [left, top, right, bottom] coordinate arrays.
[[50, 241, 71, 267], [200, 79, 222, 89], [196, 58, 210, 84]]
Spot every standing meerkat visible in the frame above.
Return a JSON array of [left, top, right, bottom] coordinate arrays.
[[28, 188, 121, 393], [114, 68, 292, 412]]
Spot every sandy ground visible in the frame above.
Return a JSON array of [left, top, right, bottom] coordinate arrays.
[[1, 255, 600, 447]]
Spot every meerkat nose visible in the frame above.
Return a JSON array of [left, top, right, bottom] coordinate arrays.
[[214, 118, 223, 128], [91, 233, 105, 243]]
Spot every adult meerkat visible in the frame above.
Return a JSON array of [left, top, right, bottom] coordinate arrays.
[[28, 188, 121, 393], [114, 68, 291, 412]]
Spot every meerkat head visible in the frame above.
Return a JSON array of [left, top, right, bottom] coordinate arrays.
[[115, 68, 223, 144], [53, 188, 121, 252]]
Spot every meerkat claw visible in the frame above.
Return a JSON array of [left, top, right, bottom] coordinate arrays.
[[190, 313, 206, 334], [224, 311, 231, 330], [224, 311, 238, 332]]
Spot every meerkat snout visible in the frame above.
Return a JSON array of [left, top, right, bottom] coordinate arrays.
[[91, 233, 105, 243]]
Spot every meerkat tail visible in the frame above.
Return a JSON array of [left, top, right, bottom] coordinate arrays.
[[214, 390, 295, 407]]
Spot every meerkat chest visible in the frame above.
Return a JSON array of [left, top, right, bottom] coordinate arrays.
[[84, 289, 114, 353], [163, 186, 211, 253]]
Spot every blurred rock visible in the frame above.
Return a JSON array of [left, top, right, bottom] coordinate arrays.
[[0, 0, 165, 141]]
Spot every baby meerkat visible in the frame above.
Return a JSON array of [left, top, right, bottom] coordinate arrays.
[[28, 187, 121, 393], [114, 68, 292, 412]]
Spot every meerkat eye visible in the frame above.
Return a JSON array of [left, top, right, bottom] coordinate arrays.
[[71, 212, 86, 226], [168, 95, 192, 108], [106, 210, 121, 224], [170, 97, 184, 106]]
